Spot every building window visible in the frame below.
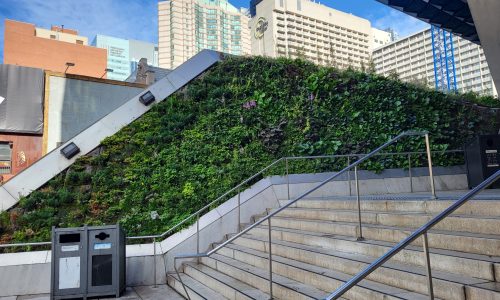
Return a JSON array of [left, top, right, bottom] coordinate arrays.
[[297, 0, 301, 10], [76, 40, 83, 45], [50, 34, 56, 39], [0, 143, 12, 174]]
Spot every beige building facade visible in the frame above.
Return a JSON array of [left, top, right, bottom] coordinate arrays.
[[158, 0, 251, 69], [250, 0, 374, 69], [373, 28, 498, 97], [35, 26, 88, 45]]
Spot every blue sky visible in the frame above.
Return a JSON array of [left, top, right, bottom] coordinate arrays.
[[0, 0, 428, 62]]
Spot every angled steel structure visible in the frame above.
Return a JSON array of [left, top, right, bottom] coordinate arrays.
[[0, 50, 223, 211], [377, 0, 480, 45]]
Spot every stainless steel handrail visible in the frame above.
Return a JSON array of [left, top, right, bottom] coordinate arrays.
[[325, 169, 500, 300], [173, 131, 433, 299], [126, 157, 286, 241], [0, 147, 461, 250], [126, 150, 460, 241]]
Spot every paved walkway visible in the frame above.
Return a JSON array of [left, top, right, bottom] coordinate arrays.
[[0, 285, 184, 300]]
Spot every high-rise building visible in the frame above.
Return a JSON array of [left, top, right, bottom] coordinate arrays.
[[250, 0, 380, 69], [92, 35, 159, 81], [158, 0, 251, 69], [3, 19, 107, 78], [372, 28, 498, 97]]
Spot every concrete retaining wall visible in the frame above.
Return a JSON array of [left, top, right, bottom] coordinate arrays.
[[0, 166, 467, 297]]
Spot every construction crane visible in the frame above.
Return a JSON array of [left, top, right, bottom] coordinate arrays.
[[431, 25, 458, 93]]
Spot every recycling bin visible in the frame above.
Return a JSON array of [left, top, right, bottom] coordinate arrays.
[[51, 225, 126, 299], [465, 134, 500, 189]]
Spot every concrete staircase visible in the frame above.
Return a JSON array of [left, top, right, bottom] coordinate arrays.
[[167, 197, 500, 300]]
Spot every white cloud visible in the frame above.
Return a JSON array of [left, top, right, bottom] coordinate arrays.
[[372, 9, 429, 38]]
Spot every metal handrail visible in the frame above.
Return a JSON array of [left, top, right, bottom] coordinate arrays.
[[325, 169, 500, 300], [173, 130, 434, 299], [126, 157, 286, 240], [0, 148, 462, 250]]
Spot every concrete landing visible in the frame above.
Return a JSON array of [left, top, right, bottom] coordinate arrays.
[[0, 285, 184, 300]]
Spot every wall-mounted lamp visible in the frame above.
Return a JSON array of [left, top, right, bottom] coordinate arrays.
[[139, 91, 155, 106], [101, 68, 114, 79], [64, 62, 75, 73], [60, 142, 80, 159]]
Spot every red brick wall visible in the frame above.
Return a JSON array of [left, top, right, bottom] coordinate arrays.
[[4, 20, 107, 78]]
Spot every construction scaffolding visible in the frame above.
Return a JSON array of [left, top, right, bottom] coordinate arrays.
[[431, 25, 458, 93]]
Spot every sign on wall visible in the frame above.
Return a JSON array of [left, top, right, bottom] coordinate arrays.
[[255, 17, 269, 39]]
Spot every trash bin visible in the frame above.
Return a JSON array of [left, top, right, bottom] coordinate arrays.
[[51, 225, 126, 299], [465, 134, 500, 189]]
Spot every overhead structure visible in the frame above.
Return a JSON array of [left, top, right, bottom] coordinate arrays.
[[431, 25, 458, 93], [376, 0, 480, 45], [0, 50, 223, 211], [377, 0, 500, 97]]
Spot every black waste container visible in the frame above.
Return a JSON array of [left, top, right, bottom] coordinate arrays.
[[465, 134, 500, 189], [51, 225, 126, 299]]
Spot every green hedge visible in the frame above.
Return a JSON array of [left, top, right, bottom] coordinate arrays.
[[1, 56, 498, 246]]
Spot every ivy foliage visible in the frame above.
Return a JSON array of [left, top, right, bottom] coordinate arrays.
[[1, 56, 498, 245]]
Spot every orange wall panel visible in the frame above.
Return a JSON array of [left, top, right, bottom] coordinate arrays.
[[0, 134, 43, 181], [4, 20, 107, 78]]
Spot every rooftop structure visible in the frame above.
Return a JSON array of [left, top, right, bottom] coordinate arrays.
[[3, 19, 107, 78], [93, 35, 159, 81]]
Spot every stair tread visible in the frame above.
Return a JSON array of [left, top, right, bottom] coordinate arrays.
[[184, 262, 270, 299], [268, 214, 500, 241], [207, 253, 329, 299], [168, 272, 228, 300], [229, 233, 490, 287], [253, 223, 500, 263], [275, 207, 500, 220], [216, 242, 436, 299]]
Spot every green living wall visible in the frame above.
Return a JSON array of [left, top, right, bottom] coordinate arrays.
[[0, 56, 498, 246]]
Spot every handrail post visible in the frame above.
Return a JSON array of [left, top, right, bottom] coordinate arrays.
[[422, 232, 435, 300], [286, 158, 290, 202], [408, 153, 413, 193], [268, 217, 273, 299], [153, 237, 157, 288], [238, 190, 241, 233], [196, 212, 200, 263], [347, 156, 352, 196], [424, 134, 437, 199], [355, 165, 364, 241]]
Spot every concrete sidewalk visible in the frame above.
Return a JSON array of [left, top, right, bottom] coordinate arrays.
[[0, 285, 184, 300]]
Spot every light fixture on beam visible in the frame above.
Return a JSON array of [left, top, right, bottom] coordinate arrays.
[[139, 91, 155, 106], [60, 142, 80, 159]]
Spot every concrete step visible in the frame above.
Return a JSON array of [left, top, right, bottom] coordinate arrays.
[[227, 233, 500, 300], [167, 272, 227, 300], [247, 225, 500, 282], [278, 199, 500, 217], [183, 262, 270, 300], [201, 254, 329, 299], [271, 207, 500, 235], [214, 243, 436, 300], [266, 215, 500, 256]]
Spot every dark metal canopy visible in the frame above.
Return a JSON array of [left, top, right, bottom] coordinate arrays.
[[377, 0, 480, 44]]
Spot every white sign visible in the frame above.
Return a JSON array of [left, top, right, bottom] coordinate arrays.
[[94, 243, 112, 250], [58, 257, 80, 289], [61, 245, 79, 252], [0, 96, 5, 104]]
